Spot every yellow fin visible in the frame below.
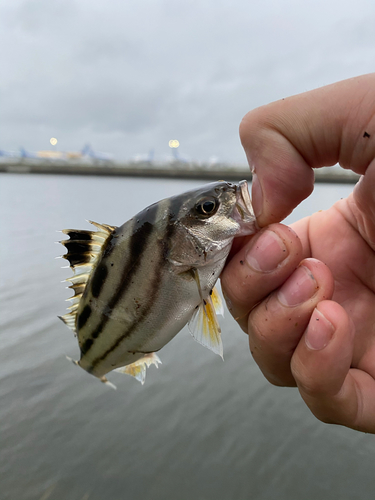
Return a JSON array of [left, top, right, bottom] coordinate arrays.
[[188, 269, 223, 358], [188, 294, 223, 359], [211, 286, 224, 316], [114, 353, 162, 385]]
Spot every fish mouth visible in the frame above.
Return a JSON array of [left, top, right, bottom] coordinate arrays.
[[232, 180, 258, 235]]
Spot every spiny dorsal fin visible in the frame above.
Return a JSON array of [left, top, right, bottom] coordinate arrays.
[[59, 220, 116, 332], [61, 220, 115, 269], [87, 220, 116, 233]]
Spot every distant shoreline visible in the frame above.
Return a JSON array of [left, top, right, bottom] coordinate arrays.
[[0, 161, 360, 184]]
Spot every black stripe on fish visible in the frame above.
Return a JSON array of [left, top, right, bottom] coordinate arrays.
[[77, 304, 92, 330], [64, 241, 92, 254], [90, 212, 176, 368], [80, 203, 159, 356], [91, 264, 108, 298], [60, 223, 116, 333], [64, 230, 93, 241], [82, 339, 94, 361], [63, 251, 92, 267], [61, 225, 115, 270], [62, 235, 95, 268]]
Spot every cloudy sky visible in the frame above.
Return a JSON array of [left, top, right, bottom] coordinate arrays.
[[2, 0, 375, 163]]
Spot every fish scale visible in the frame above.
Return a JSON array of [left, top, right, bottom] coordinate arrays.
[[59, 180, 257, 387]]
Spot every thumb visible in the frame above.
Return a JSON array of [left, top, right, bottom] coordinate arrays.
[[352, 159, 375, 249], [240, 74, 375, 226], [291, 300, 375, 433]]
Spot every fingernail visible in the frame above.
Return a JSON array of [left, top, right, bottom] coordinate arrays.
[[245, 230, 288, 272], [278, 265, 317, 306], [305, 308, 334, 350], [251, 173, 263, 218]]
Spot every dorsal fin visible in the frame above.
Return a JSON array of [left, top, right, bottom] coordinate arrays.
[[59, 220, 116, 333], [61, 220, 116, 270]]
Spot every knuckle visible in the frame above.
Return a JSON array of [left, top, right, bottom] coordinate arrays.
[[221, 266, 251, 306], [263, 370, 296, 388], [249, 319, 297, 388], [248, 307, 272, 343], [304, 397, 340, 426], [291, 356, 325, 396]]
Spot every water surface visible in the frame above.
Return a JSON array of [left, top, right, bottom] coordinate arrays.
[[1, 174, 373, 500]]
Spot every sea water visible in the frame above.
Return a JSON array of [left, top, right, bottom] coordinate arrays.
[[1, 173, 374, 500]]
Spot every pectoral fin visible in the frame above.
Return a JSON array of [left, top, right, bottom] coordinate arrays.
[[211, 286, 224, 316], [114, 353, 162, 385], [188, 270, 223, 359], [188, 294, 223, 359]]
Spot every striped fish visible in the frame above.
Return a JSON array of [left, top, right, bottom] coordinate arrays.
[[59, 180, 257, 388]]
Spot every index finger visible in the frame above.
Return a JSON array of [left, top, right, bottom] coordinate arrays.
[[241, 73, 375, 226]]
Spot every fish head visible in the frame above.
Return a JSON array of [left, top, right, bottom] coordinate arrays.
[[168, 180, 258, 267], [176, 179, 257, 235]]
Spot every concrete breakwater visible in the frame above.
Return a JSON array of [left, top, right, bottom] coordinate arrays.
[[0, 160, 360, 184]]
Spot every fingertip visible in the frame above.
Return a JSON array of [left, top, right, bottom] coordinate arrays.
[[290, 300, 375, 431], [221, 223, 303, 326], [240, 101, 315, 226], [291, 300, 355, 409]]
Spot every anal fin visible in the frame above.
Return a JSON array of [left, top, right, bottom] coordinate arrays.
[[114, 353, 162, 385]]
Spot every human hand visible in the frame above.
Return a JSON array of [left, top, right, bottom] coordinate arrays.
[[221, 74, 375, 433]]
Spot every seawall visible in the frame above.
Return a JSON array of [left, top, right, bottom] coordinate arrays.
[[0, 161, 360, 184]]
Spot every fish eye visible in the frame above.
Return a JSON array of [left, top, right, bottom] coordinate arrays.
[[195, 198, 219, 217]]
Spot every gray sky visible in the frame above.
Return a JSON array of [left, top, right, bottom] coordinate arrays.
[[2, 0, 375, 163]]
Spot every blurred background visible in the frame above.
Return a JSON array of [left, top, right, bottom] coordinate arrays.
[[1, 0, 375, 163], [1, 1, 375, 499]]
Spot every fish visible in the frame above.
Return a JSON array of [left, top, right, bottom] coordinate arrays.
[[59, 180, 257, 388]]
